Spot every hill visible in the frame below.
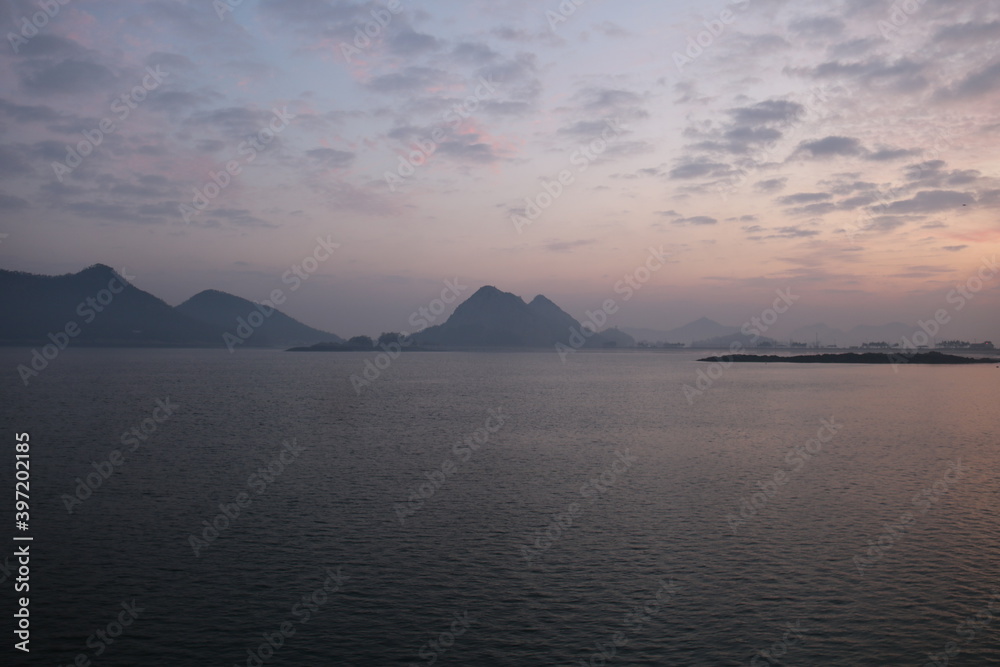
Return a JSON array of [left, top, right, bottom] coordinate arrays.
[[0, 264, 220, 346], [177, 289, 342, 349], [411, 286, 632, 348]]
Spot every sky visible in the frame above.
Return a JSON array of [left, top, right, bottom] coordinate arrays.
[[0, 0, 998, 340]]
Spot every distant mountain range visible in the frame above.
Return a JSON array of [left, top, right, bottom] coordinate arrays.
[[1, 264, 982, 351], [782, 322, 919, 348], [623, 318, 940, 348], [623, 318, 738, 345], [0, 264, 340, 348]]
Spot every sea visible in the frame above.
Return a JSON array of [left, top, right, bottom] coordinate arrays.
[[1, 347, 998, 666]]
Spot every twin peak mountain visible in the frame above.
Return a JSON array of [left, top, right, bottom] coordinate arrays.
[[412, 285, 632, 348]]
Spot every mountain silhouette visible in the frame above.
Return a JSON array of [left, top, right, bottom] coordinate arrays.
[[412, 286, 634, 348], [0, 264, 220, 346], [177, 289, 342, 348]]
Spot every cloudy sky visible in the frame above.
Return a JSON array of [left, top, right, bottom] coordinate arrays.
[[1, 0, 998, 339]]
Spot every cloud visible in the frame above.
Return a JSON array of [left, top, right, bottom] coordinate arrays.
[[579, 88, 642, 110], [777, 192, 832, 205], [306, 148, 356, 168], [451, 42, 498, 64], [0, 98, 61, 122], [544, 239, 596, 252], [389, 29, 441, 56], [865, 147, 921, 161], [145, 52, 196, 71], [436, 137, 502, 163], [669, 159, 731, 180], [481, 100, 534, 116], [490, 26, 534, 42], [793, 135, 864, 158], [670, 97, 807, 183], [827, 37, 880, 59], [899, 161, 987, 192], [789, 16, 845, 39], [673, 216, 718, 226], [942, 245, 968, 252], [771, 226, 820, 238], [788, 202, 838, 217], [858, 216, 911, 233], [563, 86, 648, 128], [0, 193, 28, 210], [202, 208, 275, 228], [593, 21, 629, 38], [20, 59, 117, 95], [366, 67, 450, 94], [746, 224, 821, 240], [8, 34, 86, 58], [755, 178, 788, 193], [936, 60, 1000, 100], [559, 120, 618, 137], [0, 145, 32, 175], [933, 21, 1000, 44], [838, 193, 878, 209], [723, 126, 783, 145], [883, 190, 975, 214], [188, 106, 273, 131], [890, 265, 953, 279], [146, 90, 212, 114], [729, 99, 804, 126], [789, 57, 928, 93]]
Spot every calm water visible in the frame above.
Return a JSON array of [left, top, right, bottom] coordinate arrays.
[[1, 348, 998, 666]]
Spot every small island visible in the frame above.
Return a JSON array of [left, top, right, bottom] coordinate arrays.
[[698, 351, 997, 364]]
